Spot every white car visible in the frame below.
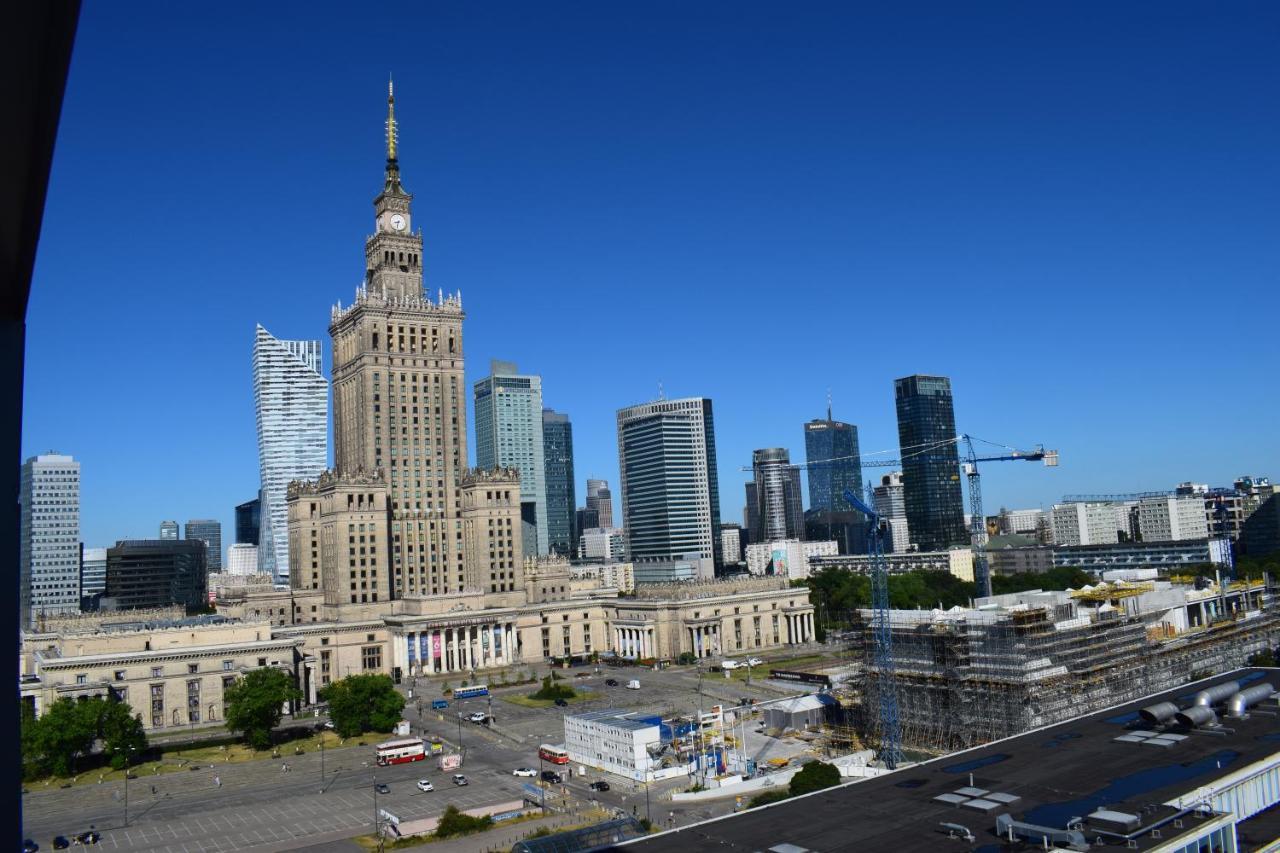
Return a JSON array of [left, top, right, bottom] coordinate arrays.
[[416, 779, 434, 792], [468, 712, 488, 723], [747, 657, 764, 667], [721, 659, 741, 670], [512, 767, 537, 778]]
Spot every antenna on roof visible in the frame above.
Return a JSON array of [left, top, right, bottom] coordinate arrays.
[[658, 381, 665, 401]]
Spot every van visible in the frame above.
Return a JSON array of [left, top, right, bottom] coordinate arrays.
[[431, 699, 449, 710], [626, 679, 641, 690], [721, 659, 741, 670]]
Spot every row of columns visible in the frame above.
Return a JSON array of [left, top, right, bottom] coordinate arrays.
[[687, 624, 720, 658], [405, 621, 517, 676], [615, 625, 654, 658], [785, 612, 815, 644]]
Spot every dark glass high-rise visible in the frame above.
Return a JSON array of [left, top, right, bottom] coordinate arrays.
[[894, 374, 966, 552]]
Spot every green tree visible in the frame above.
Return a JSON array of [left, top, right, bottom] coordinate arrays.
[[530, 675, 575, 702], [24, 697, 97, 777], [434, 804, 493, 838], [86, 699, 148, 769], [788, 760, 841, 797], [225, 668, 301, 749], [321, 674, 404, 738]]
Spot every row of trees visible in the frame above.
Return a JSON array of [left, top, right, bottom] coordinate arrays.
[[21, 696, 147, 779], [224, 669, 406, 746]]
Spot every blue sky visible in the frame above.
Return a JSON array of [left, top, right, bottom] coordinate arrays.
[[24, 2, 1280, 554]]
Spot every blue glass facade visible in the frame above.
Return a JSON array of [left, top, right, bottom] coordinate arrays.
[[803, 417, 862, 513], [894, 374, 966, 552], [542, 409, 576, 556]]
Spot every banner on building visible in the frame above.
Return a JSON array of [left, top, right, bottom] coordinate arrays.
[[432, 633, 442, 659]]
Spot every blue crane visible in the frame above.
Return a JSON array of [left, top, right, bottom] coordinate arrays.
[[842, 486, 902, 770]]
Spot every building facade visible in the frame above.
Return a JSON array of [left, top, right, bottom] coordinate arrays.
[[105, 540, 209, 611], [185, 519, 223, 572], [586, 478, 613, 529], [159, 521, 178, 541], [20, 453, 82, 625], [542, 409, 576, 556], [1051, 502, 1121, 546], [474, 361, 548, 556], [720, 523, 744, 565], [616, 397, 722, 567], [579, 527, 626, 561], [744, 539, 838, 579], [564, 710, 661, 781], [803, 407, 862, 514], [235, 497, 260, 545], [812, 548, 975, 582], [80, 546, 107, 601], [253, 324, 327, 583], [894, 375, 966, 552], [1052, 539, 1220, 572], [1137, 494, 1210, 542], [751, 448, 805, 543], [226, 543, 259, 577], [872, 472, 909, 553], [1240, 494, 1279, 558]]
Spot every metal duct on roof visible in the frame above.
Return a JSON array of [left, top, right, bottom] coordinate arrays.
[[1174, 705, 1217, 728], [1138, 702, 1179, 725], [1193, 681, 1241, 707], [1226, 683, 1275, 718]]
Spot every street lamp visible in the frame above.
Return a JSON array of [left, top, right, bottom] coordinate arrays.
[[116, 745, 137, 828], [538, 753, 547, 815], [455, 712, 464, 764]]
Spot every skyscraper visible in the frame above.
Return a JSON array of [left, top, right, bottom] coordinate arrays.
[[20, 453, 81, 625], [751, 448, 805, 542], [287, 82, 520, 605], [872, 472, 910, 553], [253, 324, 327, 583], [542, 409, 576, 556], [616, 397, 721, 567], [80, 545, 108, 601], [184, 519, 223, 571], [105, 539, 208, 611], [159, 520, 178, 541], [803, 404, 863, 513], [585, 479, 613, 529], [894, 374, 966, 552], [474, 361, 548, 556], [235, 497, 260, 545]]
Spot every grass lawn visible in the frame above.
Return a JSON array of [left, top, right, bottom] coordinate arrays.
[[26, 730, 373, 790], [501, 690, 602, 709]]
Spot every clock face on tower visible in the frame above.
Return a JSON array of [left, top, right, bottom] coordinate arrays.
[[389, 214, 406, 232]]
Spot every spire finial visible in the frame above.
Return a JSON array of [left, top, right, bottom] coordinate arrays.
[[827, 388, 833, 422], [386, 76, 398, 162]]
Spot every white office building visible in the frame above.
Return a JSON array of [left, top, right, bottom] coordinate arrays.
[[80, 546, 107, 599], [873, 472, 910, 552], [226, 543, 260, 577], [1138, 495, 1211, 542], [563, 709, 661, 781], [744, 539, 838, 580], [578, 527, 626, 561], [20, 453, 82, 626], [474, 360, 549, 556], [1051, 502, 1120, 546], [616, 397, 721, 566], [253, 324, 328, 583]]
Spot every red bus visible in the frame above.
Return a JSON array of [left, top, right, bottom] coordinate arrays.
[[538, 744, 570, 765], [376, 737, 427, 766]]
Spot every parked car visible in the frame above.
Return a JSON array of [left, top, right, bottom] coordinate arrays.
[[375, 783, 390, 794], [451, 774, 469, 786], [554, 698, 569, 707], [76, 832, 101, 846], [416, 779, 434, 792], [512, 767, 537, 777], [541, 770, 562, 783], [52, 839, 69, 851], [23, 840, 38, 853], [604, 678, 619, 687], [468, 711, 488, 723], [431, 699, 449, 710], [589, 780, 611, 792], [747, 657, 764, 667]]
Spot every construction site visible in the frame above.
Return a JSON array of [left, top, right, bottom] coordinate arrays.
[[850, 576, 1280, 754]]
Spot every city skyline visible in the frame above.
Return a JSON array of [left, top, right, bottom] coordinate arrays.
[[21, 4, 1279, 552]]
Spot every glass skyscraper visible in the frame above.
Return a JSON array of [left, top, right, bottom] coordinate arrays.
[[542, 409, 576, 556], [474, 361, 549, 556], [253, 324, 328, 583], [616, 397, 721, 567], [751, 448, 805, 542], [803, 407, 863, 514], [894, 374, 966, 552], [184, 519, 223, 572], [235, 497, 260, 545]]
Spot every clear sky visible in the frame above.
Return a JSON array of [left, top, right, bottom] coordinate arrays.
[[24, 2, 1280, 555]]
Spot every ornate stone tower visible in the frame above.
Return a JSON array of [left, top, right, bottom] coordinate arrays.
[[328, 80, 470, 598]]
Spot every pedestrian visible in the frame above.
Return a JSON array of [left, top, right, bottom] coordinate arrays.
[[213, 776, 220, 788]]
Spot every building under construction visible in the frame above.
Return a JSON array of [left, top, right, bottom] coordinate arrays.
[[854, 578, 1280, 753]]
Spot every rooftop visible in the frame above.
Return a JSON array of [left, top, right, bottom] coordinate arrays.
[[567, 709, 659, 732], [629, 668, 1280, 852]]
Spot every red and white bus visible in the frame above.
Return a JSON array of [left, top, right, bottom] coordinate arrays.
[[538, 744, 570, 765], [375, 737, 427, 766]]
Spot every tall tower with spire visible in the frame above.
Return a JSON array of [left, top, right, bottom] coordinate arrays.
[[287, 81, 520, 609]]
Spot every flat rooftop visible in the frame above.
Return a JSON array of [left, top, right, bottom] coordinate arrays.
[[629, 668, 1280, 852]]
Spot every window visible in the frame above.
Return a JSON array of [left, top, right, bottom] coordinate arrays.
[[361, 645, 382, 671], [188, 663, 199, 674], [258, 657, 267, 667], [222, 660, 233, 671], [114, 670, 126, 681], [151, 666, 163, 678], [75, 673, 87, 684]]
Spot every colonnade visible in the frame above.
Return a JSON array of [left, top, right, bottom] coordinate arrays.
[[785, 612, 815, 644], [405, 621, 517, 676], [614, 625, 655, 659]]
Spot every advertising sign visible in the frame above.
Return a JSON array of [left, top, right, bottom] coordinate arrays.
[[432, 633, 442, 659], [438, 753, 461, 771], [772, 547, 788, 577]]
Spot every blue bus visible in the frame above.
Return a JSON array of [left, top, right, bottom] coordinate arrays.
[[454, 684, 489, 699]]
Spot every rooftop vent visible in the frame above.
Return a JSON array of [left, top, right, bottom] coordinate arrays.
[[1174, 705, 1217, 728], [1193, 681, 1240, 708], [1138, 702, 1179, 725], [1226, 683, 1275, 718]]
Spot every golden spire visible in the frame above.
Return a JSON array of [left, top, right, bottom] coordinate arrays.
[[386, 75, 398, 162]]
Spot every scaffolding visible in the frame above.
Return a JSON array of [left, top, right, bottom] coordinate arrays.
[[854, 586, 1280, 755]]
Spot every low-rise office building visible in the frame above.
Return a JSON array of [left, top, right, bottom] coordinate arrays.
[[744, 539, 838, 579], [811, 548, 975, 582], [563, 709, 661, 781], [1053, 539, 1220, 572], [105, 539, 208, 611]]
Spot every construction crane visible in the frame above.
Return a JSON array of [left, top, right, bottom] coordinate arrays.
[[742, 435, 1058, 597], [841, 486, 901, 770]]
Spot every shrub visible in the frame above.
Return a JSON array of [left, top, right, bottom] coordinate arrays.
[[749, 789, 790, 808], [788, 760, 841, 797], [435, 804, 493, 838], [530, 676, 576, 702]]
